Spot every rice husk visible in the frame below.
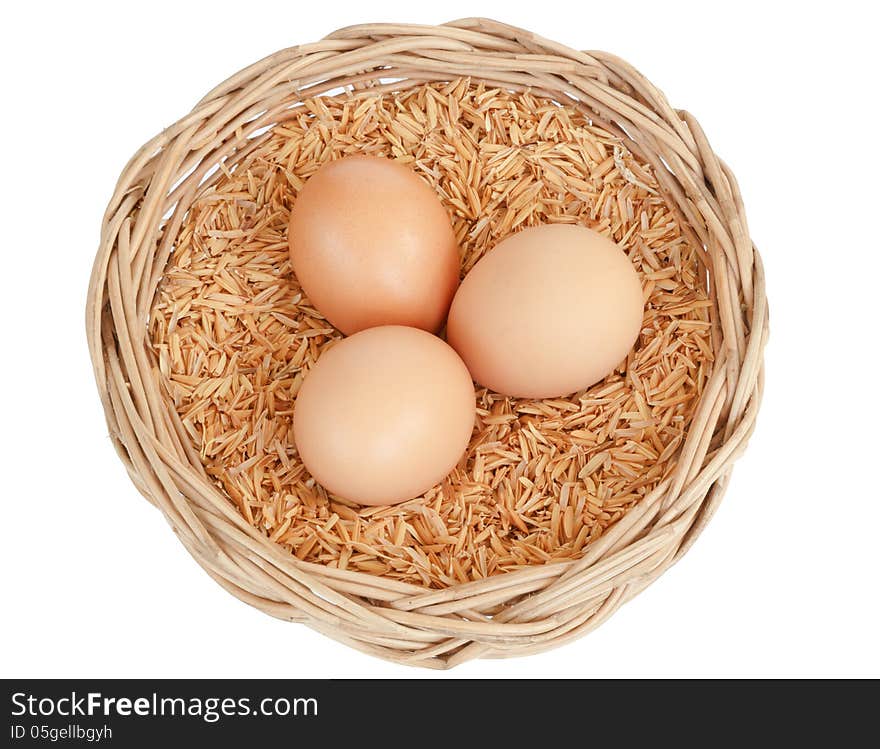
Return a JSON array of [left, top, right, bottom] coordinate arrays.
[[149, 78, 714, 589]]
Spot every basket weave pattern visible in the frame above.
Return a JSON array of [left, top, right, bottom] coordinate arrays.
[[86, 18, 767, 668]]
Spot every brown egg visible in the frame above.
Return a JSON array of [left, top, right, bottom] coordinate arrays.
[[288, 156, 460, 335], [447, 224, 644, 399], [293, 326, 475, 506]]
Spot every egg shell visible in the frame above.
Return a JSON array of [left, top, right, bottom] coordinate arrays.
[[288, 156, 460, 335], [446, 224, 644, 399], [292, 326, 476, 506]]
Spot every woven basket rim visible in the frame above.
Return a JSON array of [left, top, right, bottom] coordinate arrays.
[[86, 17, 767, 669]]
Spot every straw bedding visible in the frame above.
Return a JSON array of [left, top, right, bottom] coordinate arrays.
[[148, 79, 714, 588]]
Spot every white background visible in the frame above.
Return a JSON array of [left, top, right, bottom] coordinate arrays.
[[2, 0, 878, 678]]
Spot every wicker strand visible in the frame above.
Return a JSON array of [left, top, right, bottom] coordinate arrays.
[[86, 18, 767, 668]]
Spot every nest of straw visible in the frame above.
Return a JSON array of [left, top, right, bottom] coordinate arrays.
[[87, 19, 767, 668]]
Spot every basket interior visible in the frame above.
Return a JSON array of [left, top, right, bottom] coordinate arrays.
[[148, 78, 715, 589]]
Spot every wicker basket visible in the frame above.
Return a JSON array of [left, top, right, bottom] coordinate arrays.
[[86, 18, 767, 668]]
